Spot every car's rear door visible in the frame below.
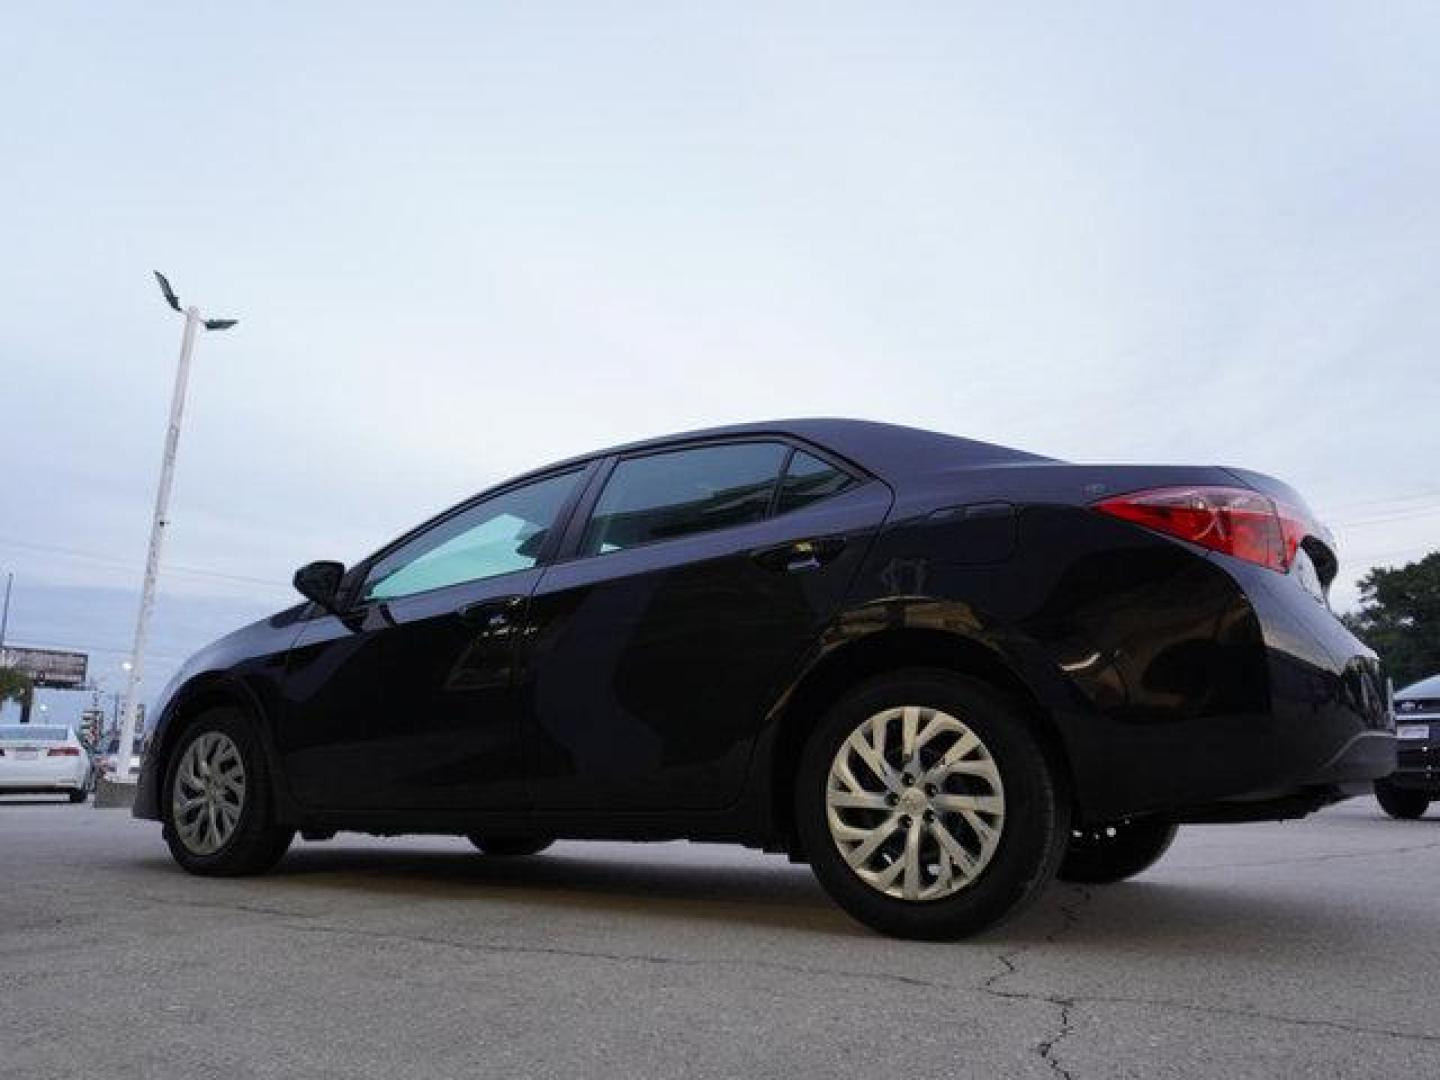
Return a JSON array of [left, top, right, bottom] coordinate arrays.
[[522, 439, 893, 811]]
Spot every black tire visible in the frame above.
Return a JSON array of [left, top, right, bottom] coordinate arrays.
[[67, 788, 87, 804], [1375, 780, 1430, 821], [162, 707, 294, 876], [1058, 819, 1178, 884], [467, 835, 555, 858], [795, 670, 1070, 940]]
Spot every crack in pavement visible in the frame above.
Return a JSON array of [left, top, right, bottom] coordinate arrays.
[[29, 881, 1440, 1053], [985, 885, 1091, 1080], [276, 919, 959, 994], [978, 885, 1440, 1055]]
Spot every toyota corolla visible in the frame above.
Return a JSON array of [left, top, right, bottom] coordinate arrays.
[[134, 419, 1393, 938]]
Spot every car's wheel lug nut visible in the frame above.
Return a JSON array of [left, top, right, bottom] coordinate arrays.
[[901, 773, 914, 786], [901, 815, 912, 827], [923, 810, 935, 823]]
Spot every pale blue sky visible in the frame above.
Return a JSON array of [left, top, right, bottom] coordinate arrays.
[[2, 3, 1438, 727]]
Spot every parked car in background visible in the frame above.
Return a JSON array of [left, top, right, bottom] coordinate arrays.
[[96, 732, 145, 783], [0, 724, 90, 801], [1377, 674, 1440, 819], [134, 419, 1393, 938]]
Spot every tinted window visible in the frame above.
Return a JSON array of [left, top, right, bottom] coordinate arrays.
[[777, 450, 854, 513], [364, 471, 580, 601], [581, 443, 788, 555]]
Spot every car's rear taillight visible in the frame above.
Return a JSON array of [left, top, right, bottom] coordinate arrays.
[[47, 747, 81, 757], [1094, 485, 1310, 573]]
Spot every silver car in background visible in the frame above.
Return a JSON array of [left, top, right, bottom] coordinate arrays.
[[0, 725, 90, 802]]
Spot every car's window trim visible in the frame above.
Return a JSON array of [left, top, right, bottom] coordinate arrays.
[[551, 434, 870, 564], [772, 445, 861, 518], [337, 460, 601, 611]]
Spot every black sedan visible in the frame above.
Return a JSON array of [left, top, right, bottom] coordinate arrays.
[[1376, 674, 1440, 819], [135, 419, 1393, 938]]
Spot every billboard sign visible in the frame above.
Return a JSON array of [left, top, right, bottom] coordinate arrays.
[[0, 646, 89, 689]]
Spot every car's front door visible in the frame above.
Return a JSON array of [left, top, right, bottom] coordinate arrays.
[[522, 441, 894, 811], [281, 467, 588, 812]]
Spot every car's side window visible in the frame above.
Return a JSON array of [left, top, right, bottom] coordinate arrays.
[[580, 442, 789, 556], [362, 470, 581, 601], [777, 450, 854, 514]]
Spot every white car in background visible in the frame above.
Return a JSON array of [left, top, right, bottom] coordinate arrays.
[[0, 725, 91, 802]]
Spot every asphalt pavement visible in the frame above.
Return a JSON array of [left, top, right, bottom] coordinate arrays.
[[2, 796, 1438, 1079]]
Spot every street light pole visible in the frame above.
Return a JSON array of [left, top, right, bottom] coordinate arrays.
[[113, 275, 237, 785], [0, 571, 13, 651]]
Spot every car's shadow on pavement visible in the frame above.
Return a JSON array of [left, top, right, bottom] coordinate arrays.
[[126, 841, 856, 935], [127, 838, 1402, 950]]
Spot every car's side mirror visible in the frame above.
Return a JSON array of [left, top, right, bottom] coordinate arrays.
[[293, 560, 347, 613]]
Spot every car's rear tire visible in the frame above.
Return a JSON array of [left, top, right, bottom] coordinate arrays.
[[162, 707, 294, 876], [67, 788, 86, 804], [1057, 819, 1178, 884], [468, 835, 554, 858], [1375, 780, 1430, 820], [795, 670, 1069, 940]]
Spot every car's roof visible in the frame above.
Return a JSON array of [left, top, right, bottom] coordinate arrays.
[[1397, 674, 1440, 699], [542, 418, 1054, 482]]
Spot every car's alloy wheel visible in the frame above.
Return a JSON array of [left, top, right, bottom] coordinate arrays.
[[162, 708, 293, 877], [1057, 819, 1178, 884], [824, 706, 1005, 901], [172, 732, 247, 856], [797, 670, 1068, 940]]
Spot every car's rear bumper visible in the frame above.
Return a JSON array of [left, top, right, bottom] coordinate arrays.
[[0, 762, 88, 791], [1055, 548, 1395, 824]]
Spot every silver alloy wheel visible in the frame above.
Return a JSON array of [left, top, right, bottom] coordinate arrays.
[[825, 705, 1006, 901], [171, 732, 246, 856]]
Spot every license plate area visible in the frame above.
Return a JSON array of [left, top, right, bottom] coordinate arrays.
[[1397, 724, 1431, 741]]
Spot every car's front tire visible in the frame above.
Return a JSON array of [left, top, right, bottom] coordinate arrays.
[[468, 836, 554, 858], [1375, 780, 1430, 821], [1057, 819, 1178, 884], [795, 670, 1069, 940], [162, 707, 294, 876]]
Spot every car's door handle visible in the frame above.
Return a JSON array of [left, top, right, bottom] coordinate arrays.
[[751, 536, 848, 574], [456, 595, 526, 631]]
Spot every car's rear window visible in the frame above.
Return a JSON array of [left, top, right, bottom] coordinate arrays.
[[1399, 674, 1440, 700], [0, 725, 68, 742]]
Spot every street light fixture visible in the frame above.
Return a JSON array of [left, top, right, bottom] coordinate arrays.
[[112, 273, 238, 786]]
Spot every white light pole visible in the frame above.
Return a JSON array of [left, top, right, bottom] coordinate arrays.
[[113, 273, 237, 785]]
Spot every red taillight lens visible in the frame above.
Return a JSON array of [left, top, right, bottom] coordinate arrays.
[[47, 747, 81, 757], [1094, 486, 1307, 573]]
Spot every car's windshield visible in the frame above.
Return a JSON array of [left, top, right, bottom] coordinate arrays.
[[0, 725, 69, 742]]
